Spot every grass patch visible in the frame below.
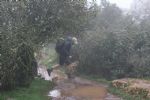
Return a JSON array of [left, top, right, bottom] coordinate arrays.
[[0, 78, 54, 100]]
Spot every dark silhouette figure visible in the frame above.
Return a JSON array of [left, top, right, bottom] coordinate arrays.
[[55, 36, 78, 66]]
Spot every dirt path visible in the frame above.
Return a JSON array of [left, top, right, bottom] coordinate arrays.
[[38, 66, 121, 100], [52, 77, 121, 100]]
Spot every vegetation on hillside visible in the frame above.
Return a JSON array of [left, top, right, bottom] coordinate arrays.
[[0, 1, 150, 99], [77, 0, 150, 79], [0, 0, 91, 90]]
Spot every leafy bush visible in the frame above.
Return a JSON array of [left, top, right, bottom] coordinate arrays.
[[77, 1, 150, 79], [0, 0, 89, 90], [78, 32, 150, 79], [0, 43, 37, 90], [15, 43, 37, 87]]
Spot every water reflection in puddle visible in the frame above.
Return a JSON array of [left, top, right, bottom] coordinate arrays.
[[62, 85, 107, 99], [48, 89, 61, 98]]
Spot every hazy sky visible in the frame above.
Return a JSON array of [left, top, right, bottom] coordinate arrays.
[[95, 0, 133, 9]]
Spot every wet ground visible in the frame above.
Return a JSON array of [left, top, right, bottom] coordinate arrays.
[[52, 77, 121, 100], [38, 65, 121, 100]]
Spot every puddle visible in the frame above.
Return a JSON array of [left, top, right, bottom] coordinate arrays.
[[38, 65, 121, 100], [48, 89, 61, 98], [62, 85, 107, 99]]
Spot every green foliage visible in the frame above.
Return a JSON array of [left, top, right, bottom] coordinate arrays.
[[78, 31, 150, 79], [0, 0, 90, 90], [15, 43, 37, 87], [39, 43, 58, 69], [0, 32, 16, 90], [0, 78, 54, 100], [0, 43, 37, 90], [77, 1, 150, 79]]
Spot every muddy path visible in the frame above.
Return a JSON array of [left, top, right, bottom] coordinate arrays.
[[52, 77, 121, 100], [38, 66, 121, 100]]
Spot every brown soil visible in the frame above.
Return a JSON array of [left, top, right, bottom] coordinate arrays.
[[53, 76, 121, 100], [38, 65, 121, 100], [63, 85, 107, 100]]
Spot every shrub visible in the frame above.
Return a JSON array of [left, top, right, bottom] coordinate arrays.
[[15, 43, 37, 87], [77, 32, 150, 79]]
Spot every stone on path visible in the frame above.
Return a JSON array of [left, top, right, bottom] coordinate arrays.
[[112, 78, 150, 98]]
